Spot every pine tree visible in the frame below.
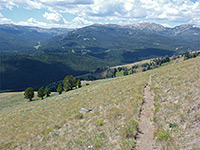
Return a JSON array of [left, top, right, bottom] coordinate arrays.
[[72, 77, 77, 88], [57, 83, 63, 94], [63, 75, 74, 91], [77, 79, 82, 88], [24, 87, 34, 101], [44, 86, 51, 97], [38, 88, 45, 99]]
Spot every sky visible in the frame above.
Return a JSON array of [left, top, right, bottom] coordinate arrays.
[[0, 0, 200, 28]]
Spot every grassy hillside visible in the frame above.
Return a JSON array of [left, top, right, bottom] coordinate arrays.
[[151, 57, 200, 149], [0, 56, 199, 149], [0, 72, 149, 149]]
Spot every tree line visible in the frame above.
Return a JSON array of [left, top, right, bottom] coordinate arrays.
[[87, 51, 200, 80], [24, 75, 81, 101], [182, 51, 200, 60]]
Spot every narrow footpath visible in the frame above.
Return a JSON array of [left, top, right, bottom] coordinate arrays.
[[136, 75, 156, 150]]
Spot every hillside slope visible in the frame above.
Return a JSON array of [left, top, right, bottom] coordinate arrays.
[[151, 57, 200, 149], [0, 53, 107, 91], [0, 56, 199, 149], [0, 24, 72, 54], [42, 23, 200, 54]]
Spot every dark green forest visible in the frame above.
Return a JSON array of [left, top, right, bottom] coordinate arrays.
[[0, 48, 175, 91]]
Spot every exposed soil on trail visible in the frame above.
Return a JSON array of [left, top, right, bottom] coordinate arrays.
[[136, 76, 156, 150]]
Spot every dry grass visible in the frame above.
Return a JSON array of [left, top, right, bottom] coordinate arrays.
[[111, 59, 152, 69], [0, 72, 149, 149], [0, 56, 199, 150], [150, 57, 200, 149]]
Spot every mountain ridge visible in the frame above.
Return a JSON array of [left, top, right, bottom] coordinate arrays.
[[1, 22, 200, 54], [0, 24, 73, 53]]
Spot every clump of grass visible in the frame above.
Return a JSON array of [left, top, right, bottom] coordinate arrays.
[[42, 128, 53, 135], [154, 103, 161, 113], [52, 132, 59, 137], [93, 132, 106, 148], [75, 113, 83, 119], [95, 119, 104, 126], [66, 140, 72, 147], [169, 122, 178, 128], [157, 130, 171, 141], [0, 141, 14, 149], [123, 119, 139, 138], [120, 138, 135, 149]]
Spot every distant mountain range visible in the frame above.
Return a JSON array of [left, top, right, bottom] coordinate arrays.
[[0, 22, 200, 54], [41, 23, 200, 55], [0, 24, 72, 54]]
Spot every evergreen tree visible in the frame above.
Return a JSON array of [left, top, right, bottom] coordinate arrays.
[[72, 77, 77, 88], [63, 75, 74, 91], [57, 83, 63, 94], [24, 87, 34, 101], [44, 86, 51, 97], [183, 51, 190, 60], [164, 56, 170, 62], [38, 88, 45, 99], [123, 70, 128, 76], [77, 79, 82, 88]]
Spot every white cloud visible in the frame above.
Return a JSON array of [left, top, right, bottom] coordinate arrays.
[[43, 12, 68, 24], [70, 17, 93, 28], [0, 13, 13, 24], [17, 17, 48, 27], [0, 0, 200, 27], [7, 16, 92, 28]]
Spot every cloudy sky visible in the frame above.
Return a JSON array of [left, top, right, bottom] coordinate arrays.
[[0, 0, 200, 28]]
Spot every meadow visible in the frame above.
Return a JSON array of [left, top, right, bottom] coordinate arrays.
[[0, 56, 199, 150]]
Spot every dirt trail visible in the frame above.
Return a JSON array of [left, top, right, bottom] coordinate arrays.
[[136, 75, 156, 150]]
